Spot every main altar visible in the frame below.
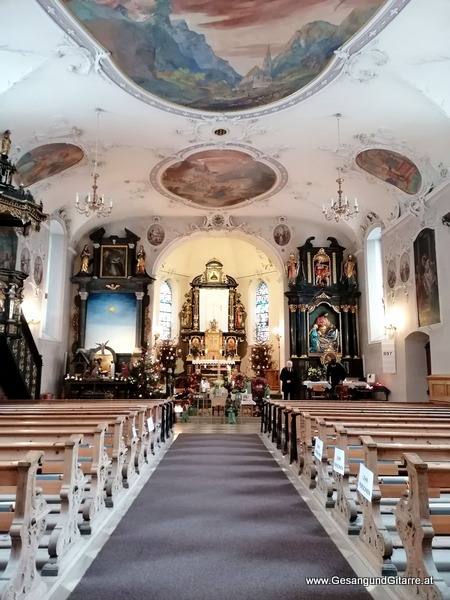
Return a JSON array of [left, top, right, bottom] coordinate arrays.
[[180, 259, 246, 374]]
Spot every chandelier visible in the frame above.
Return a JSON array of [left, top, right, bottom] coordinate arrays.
[[75, 108, 112, 218], [322, 114, 358, 222]]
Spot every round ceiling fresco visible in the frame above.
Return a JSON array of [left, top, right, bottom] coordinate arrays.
[[15, 143, 84, 187], [64, 0, 388, 112], [160, 149, 278, 209], [355, 149, 422, 195]]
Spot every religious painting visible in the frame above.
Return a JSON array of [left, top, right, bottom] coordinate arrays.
[[0, 227, 17, 269], [161, 150, 277, 209], [33, 255, 43, 286], [399, 252, 410, 283], [64, 0, 387, 112], [313, 248, 331, 287], [15, 143, 84, 187], [20, 247, 31, 276], [85, 293, 137, 353], [414, 228, 440, 327], [147, 224, 165, 246], [387, 260, 396, 289], [356, 149, 421, 195], [308, 304, 340, 355], [100, 246, 128, 278], [273, 224, 290, 246]]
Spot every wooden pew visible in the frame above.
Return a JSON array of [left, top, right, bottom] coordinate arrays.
[[0, 451, 49, 600], [357, 436, 450, 576], [0, 435, 86, 577], [0, 425, 109, 534], [395, 452, 450, 600], [330, 424, 450, 535]]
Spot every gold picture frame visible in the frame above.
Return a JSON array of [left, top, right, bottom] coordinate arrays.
[[100, 245, 128, 278]]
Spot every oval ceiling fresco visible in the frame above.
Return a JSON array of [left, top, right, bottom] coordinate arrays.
[[63, 0, 387, 112], [160, 149, 278, 209], [356, 149, 422, 195], [15, 143, 84, 187]]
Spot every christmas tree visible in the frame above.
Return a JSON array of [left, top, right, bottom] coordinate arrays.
[[250, 341, 273, 376], [130, 347, 161, 398]]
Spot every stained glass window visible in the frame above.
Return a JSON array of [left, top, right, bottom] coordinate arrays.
[[159, 281, 172, 340], [255, 281, 269, 342]]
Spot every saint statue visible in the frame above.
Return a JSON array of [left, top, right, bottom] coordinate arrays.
[[80, 245, 90, 273], [285, 252, 298, 285], [234, 295, 245, 329], [181, 295, 192, 328], [343, 254, 357, 285], [1, 130, 11, 159], [136, 245, 146, 274]]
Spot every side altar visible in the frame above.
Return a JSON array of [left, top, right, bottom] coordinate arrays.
[[180, 259, 246, 374], [285, 236, 363, 397]]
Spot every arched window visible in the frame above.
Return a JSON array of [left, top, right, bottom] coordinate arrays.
[[42, 219, 66, 340], [159, 281, 172, 340], [255, 281, 269, 342], [366, 227, 385, 341]]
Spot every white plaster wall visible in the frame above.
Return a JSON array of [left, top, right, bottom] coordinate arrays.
[[370, 183, 450, 402]]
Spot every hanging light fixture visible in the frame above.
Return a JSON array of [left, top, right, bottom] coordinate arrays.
[[322, 113, 358, 222], [75, 108, 112, 218]]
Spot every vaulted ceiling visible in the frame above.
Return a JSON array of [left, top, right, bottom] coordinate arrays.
[[2, 0, 450, 248]]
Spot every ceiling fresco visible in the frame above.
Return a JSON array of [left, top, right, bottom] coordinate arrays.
[[63, 0, 387, 112], [355, 149, 422, 195], [15, 143, 84, 187], [160, 149, 278, 209]]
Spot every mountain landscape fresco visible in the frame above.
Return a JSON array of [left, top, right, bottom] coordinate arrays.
[[65, 0, 387, 111]]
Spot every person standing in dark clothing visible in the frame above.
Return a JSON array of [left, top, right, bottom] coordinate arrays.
[[280, 360, 298, 400], [326, 358, 347, 397]]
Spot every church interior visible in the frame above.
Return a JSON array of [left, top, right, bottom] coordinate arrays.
[[1, 1, 450, 599]]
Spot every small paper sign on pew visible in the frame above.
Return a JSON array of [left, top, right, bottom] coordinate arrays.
[[333, 448, 345, 475], [314, 437, 323, 461], [357, 464, 374, 502], [147, 417, 155, 432]]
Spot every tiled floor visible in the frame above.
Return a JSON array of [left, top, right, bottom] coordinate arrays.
[[42, 421, 407, 600]]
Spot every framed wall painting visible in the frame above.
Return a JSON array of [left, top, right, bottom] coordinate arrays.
[[20, 247, 31, 276], [34, 255, 43, 286], [414, 228, 440, 327], [147, 224, 165, 246], [307, 304, 341, 355], [273, 223, 291, 246], [399, 252, 410, 283], [100, 245, 128, 278], [387, 259, 396, 289]]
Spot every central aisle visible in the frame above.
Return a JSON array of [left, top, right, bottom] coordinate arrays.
[[68, 433, 373, 600]]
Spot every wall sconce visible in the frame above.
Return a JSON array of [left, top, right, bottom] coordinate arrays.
[[384, 324, 397, 338], [442, 212, 450, 227]]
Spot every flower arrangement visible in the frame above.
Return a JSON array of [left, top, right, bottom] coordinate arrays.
[[307, 366, 326, 381], [232, 372, 248, 392], [225, 396, 240, 424], [251, 376, 268, 399]]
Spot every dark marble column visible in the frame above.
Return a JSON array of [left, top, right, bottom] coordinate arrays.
[[135, 291, 144, 348], [288, 303, 298, 356], [341, 305, 351, 358], [78, 290, 88, 348], [299, 304, 308, 357], [351, 305, 359, 357]]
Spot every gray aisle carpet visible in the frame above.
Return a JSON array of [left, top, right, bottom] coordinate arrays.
[[69, 434, 372, 600]]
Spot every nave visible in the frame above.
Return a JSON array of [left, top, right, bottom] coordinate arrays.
[[41, 419, 401, 600]]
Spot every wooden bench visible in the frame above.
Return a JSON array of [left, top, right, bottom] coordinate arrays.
[[330, 424, 450, 535], [357, 436, 450, 576], [0, 424, 110, 534], [395, 452, 450, 600], [0, 450, 49, 600], [0, 434, 87, 576]]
